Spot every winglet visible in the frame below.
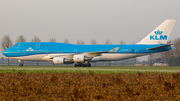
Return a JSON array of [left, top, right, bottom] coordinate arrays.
[[109, 47, 119, 52]]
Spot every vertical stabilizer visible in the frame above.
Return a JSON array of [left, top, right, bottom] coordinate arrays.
[[137, 20, 176, 44]]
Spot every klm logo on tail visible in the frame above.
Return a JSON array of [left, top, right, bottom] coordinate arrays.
[[150, 30, 167, 40]]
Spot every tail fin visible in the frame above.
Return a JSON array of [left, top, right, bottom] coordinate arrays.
[[137, 20, 176, 44]]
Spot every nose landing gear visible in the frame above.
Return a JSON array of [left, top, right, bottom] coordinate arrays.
[[19, 63, 23, 67], [18, 60, 24, 67]]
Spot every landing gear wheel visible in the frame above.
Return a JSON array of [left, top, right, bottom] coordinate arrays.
[[74, 64, 78, 67], [78, 64, 81, 67], [87, 63, 91, 67], [82, 64, 87, 67], [19, 63, 23, 67]]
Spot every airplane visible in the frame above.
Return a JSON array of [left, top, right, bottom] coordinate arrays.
[[2, 19, 176, 67]]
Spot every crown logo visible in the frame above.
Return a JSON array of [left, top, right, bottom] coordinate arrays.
[[154, 30, 163, 35], [26, 47, 33, 51]]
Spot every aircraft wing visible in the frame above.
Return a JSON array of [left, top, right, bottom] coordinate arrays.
[[83, 47, 119, 57], [146, 44, 172, 50], [48, 47, 119, 59], [49, 54, 75, 59]]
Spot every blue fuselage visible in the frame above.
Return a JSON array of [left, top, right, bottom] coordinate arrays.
[[3, 42, 171, 57]]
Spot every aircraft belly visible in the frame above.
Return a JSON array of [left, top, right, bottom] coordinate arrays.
[[9, 54, 46, 61], [95, 53, 142, 61], [9, 53, 149, 62]]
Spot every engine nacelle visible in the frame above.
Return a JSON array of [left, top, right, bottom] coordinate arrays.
[[73, 55, 85, 63], [73, 55, 92, 63], [53, 57, 72, 64]]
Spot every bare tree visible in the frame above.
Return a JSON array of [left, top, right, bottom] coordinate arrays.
[[77, 40, 81, 44], [49, 37, 56, 42], [119, 40, 125, 44], [64, 39, 69, 43], [90, 39, 97, 45], [31, 35, 41, 42], [173, 38, 180, 56], [132, 41, 136, 44], [1, 34, 13, 50], [1, 34, 13, 65], [77, 40, 85, 44], [80, 40, 85, 44], [15, 35, 26, 43], [148, 54, 153, 66], [148, 53, 158, 66], [104, 39, 112, 44], [159, 40, 173, 64]]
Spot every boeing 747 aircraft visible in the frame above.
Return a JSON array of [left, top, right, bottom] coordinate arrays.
[[2, 20, 176, 67]]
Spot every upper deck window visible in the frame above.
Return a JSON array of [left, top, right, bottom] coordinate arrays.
[[24, 45, 36, 46], [40, 45, 50, 46]]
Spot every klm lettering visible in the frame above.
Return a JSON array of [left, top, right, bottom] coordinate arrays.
[[150, 35, 167, 40]]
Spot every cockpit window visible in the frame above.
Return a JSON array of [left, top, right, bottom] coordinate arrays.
[[14, 44, 17, 46]]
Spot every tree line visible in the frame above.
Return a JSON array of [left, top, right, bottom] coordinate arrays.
[[148, 39, 180, 66], [1, 35, 129, 50], [0, 34, 131, 66]]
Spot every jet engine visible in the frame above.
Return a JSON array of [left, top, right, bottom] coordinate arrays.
[[73, 55, 92, 63], [53, 57, 72, 64]]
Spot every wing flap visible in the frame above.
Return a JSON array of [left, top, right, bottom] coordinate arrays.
[[84, 47, 119, 57], [46, 47, 120, 59]]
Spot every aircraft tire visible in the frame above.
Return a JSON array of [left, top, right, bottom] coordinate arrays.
[[87, 64, 91, 67], [82, 64, 87, 67], [74, 64, 78, 67], [19, 63, 23, 67]]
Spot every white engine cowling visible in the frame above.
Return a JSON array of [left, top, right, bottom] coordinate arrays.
[[73, 55, 85, 63], [53, 57, 72, 64], [53, 57, 64, 64]]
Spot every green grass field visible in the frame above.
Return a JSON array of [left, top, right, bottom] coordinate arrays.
[[0, 66, 180, 74]]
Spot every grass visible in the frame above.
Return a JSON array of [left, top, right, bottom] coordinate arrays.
[[0, 65, 180, 74]]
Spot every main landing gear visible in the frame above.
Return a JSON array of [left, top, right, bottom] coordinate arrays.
[[18, 60, 24, 67], [19, 63, 23, 67], [74, 62, 91, 67]]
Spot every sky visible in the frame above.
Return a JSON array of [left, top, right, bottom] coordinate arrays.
[[0, 0, 180, 61]]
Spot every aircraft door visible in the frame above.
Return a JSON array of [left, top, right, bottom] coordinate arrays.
[[36, 43, 40, 48], [135, 49, 139, 53], [74, 49, 77, 53], [22, 49, 26, 55], [45, 49, 48, 55]]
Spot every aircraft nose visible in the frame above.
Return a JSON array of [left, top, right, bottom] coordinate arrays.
[[2, 50, 7, 56]]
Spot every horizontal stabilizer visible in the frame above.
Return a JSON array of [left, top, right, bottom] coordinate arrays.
[[146, 44, 172, 50]]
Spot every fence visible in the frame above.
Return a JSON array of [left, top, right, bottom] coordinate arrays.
[[0, 58, 138, 66]]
